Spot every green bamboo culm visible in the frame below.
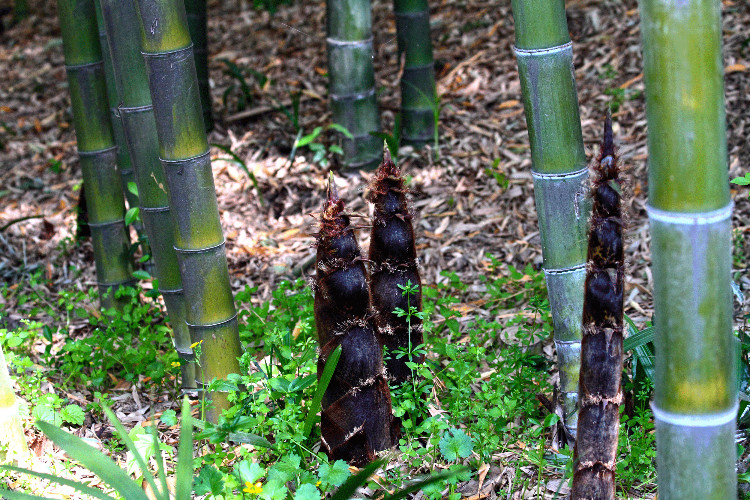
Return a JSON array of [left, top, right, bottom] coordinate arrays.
[[134, 0, 242, 419], [184, 0, 213, 131], [13, 0, 29, 21], [640, 0, 736, 498], [94, 0, 153, 275], [510, 0, 589, 439], [394, 0, 436, 148], [99, 0, 196, 391], [327, 0, 381, 170], [57, 0, 134, 310]]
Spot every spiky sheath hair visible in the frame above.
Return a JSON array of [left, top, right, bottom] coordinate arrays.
[[366, 151, 424, 384], [571, 115, 625, 500], [314, 178, 398, 466]]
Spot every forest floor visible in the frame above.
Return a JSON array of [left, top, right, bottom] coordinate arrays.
[[1, 0, 750, 499]]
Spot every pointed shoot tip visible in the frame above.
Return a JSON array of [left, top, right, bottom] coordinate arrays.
[[327, 172, 339, 203], [383, 142, 392, 164], [602, 111, 615, 157]]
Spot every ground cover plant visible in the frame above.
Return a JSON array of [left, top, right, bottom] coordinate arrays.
[[2, 0, 750, 499]]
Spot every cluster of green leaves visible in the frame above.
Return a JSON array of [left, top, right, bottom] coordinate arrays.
[[219, 59, 268, 113], [1, 280, 177, 404], [52, 286, 176, 388]]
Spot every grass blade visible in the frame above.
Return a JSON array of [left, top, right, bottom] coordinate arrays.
[[0, 465, 116, 500], [383, 467, 468, 500], [329, 458, 385, 500], [101, 406, 160, 500], [174, 397, 194, 500], [35, 420, 149, 500], [303, 345, 341, 438]]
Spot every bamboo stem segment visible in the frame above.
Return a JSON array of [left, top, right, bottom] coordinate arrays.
[[99, 0, 195, 390], [510, 0, 589, 439], [94, 0, 152, 273], [58, 0, 133, 310], [135, 0, 242, 418], [184, 0, 212, 131], [393, 0, 436, 147], [640, 1, 736, 498], [327, 0, 381, 170]]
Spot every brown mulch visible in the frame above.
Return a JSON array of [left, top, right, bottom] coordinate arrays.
[[1, 0, 749, 496]]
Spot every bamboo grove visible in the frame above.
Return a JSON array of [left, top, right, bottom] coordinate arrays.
[[45, 0, 741, 491]]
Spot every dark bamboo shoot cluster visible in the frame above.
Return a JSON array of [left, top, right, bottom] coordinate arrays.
[[571, 116, 624, 500], [314, 179, 397, 465], [367, 152, 423, 383]]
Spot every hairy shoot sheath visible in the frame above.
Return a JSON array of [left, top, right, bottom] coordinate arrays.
[[314, 176, 398, 465], [367, 151, 424, 384], [572, 115, 624, 500]]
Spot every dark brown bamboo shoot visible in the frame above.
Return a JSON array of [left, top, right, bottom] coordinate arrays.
[[367, 151, 423, 384], [314, 177, 398, 465], [571, 115, 624, 500]]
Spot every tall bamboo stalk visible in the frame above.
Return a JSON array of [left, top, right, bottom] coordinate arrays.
[[58, 0, 134, 310], [393, 0, 435, 148], [94, 0, 152, 273], [184, 0, 213, 131], [510, 0, 589, 439], [99, 0, 195, 391], [640, 0, 736, 498], [327, 0, 381, 170], [134, 0, 242, 418], [571, 116, 623, 500]]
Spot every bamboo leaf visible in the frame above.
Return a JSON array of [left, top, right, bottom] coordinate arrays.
[[125, 207, 140, 226], [328, 123, 354, 139], [227, 432, 275, 449], [296, 127, 323, 148], [623, 325, 654, 353], [34, 420, 149, 500], [303, 345, 341, 437]]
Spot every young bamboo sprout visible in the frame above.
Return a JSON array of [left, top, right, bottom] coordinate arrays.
[[510, 0, 590, 440], [571, 115, 623, 500], [314, 176, 398, 465], [367, 150, 423, 383], [641, 0, 736, 497]]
